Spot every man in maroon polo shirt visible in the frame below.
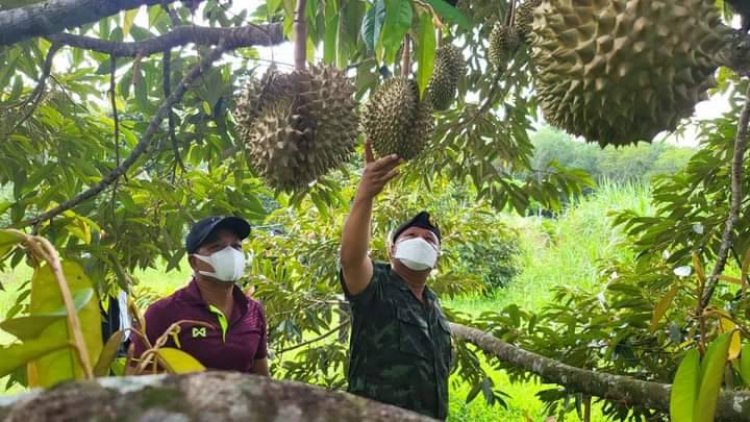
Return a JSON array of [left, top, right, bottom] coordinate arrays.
[[129, 216, 269, 375]]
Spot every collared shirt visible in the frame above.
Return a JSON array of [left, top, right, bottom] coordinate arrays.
[[341, 261, 453, 420], [131, 278, 267, 372]]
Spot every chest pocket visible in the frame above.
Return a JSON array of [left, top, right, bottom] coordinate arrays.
[[396, 307, 431, 359], [436, 317, 455, 372]]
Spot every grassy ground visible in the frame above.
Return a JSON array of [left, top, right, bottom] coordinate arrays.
[[0, 182, 651, 421]]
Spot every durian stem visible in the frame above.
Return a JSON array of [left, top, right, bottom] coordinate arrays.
[[293, 0, 307, 70], [400, 35, 411, 78], [700, 82, 750, 309]]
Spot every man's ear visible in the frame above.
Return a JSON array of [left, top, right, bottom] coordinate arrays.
[[187, 254, 198, 270]]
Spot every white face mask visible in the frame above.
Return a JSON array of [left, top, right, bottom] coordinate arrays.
[[394, 238, 439, 271], [192, 246, 246, 282]]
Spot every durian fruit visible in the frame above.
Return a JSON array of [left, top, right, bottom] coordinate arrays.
[[235, 65, 358, 190], [427, 44, 466, 111], [530, 0, 734, 147], [514, 0, 542, 42], [488, 23, 520, 69], [361, 78, 434, 160]]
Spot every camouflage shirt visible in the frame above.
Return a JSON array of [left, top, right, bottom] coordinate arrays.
[[340, 261, 452, 420]]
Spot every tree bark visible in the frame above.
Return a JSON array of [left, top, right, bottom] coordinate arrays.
[[450, 323, 750, 421], [48, 24, 285, 57], [0, 0, 189, 46], [0, 372, 434, 421]]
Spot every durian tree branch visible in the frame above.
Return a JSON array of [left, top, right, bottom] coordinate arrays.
[[293, 0, 307, 70], [15, 43, 227, 229], [700, 82, 750, 309], [401, 36, 411, 77], [450, 323, 750, 421], [47, 24, 284, 57], [0, 0, 189, 46], [7, 42, 60, 134]]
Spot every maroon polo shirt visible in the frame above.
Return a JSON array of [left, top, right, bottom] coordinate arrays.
[[131, 278, 268, 372]]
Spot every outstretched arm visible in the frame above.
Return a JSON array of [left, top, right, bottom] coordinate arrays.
[[339, 140, 400, 295]]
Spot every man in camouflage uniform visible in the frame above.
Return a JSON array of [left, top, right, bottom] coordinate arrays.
[[338, 140, 453, 420]]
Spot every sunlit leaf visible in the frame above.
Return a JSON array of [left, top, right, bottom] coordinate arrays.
[[122, 9, 138, 38], [650, 284, 679, 332], [0, 337, 70, 378], [0, 229, 25, 259], [671, 348, 699, 422], [694, 332, 732, 422], [154, 347, 206, 374], [718, 317, 741, 360], [0, 289, 94, 340], [380, 0, 412, 66], [27, 262, 102, 387], [740, 345, 750, 386], [94, 331, 124, 377]]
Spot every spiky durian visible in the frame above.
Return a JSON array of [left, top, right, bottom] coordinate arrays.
[[488, 23, 521, 69], [514, 0, 542, 42], [427, 44, 466, 111], [236, 65, 358, 190], [530, 0, 738, 147], [361, 78, 434, 160]]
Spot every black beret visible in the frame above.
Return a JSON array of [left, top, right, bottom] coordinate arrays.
[[391, 211, 441, 243]]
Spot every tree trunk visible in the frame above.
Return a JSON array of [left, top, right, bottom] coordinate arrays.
[[450, 323, 750, 421], [0, 372, 434, 422], [0, 0, 183, 46]]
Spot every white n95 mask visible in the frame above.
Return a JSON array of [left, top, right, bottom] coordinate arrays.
[[193, 246, 246, 282], [394, 238, 438, 271]]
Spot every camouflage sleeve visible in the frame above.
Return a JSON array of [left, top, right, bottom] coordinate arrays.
[[338, 259, 383, 306]]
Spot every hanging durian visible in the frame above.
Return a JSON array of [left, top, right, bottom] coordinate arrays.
[[529, 0, 746, 147], [427, 44, 466, 111], [234, 0, 358, 190], [361, 78, 434, 160], [514, 0, 541, 42], [236, 65, 358, 190], [488, 23, 520, 70]]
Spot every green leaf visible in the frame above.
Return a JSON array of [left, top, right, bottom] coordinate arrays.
[[741, 345, 750, 386], [323, 12, 339, 64], [650, 284, 680, 332], [415, 12, 436, 98], [134, 70, 149, 111], [9, 75, 23, 101], [155, 347, 206, 374], [380, 0, 412, 66], [694, 332, 732, 422], [27, 262, 102, 388], [671, 349, 700, 422], [94, 331, 124, 377], [423, 0, 471, 30], [0, 337, 70, 378], [360, 0, 385, 53], [0, 229, 25, 258], [122, 9, 138, 38], [0, 289, 94, 340]]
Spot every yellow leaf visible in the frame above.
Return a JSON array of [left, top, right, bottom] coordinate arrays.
[[27, 262, 102, 387], [650, 285, 680, 332], [692, 252, 706, 284], [154, 347, 206, 374], [718, 318, 741, 360], [718, 275, 743, 285], [93, 331, 124, 377], [123, 9, 138, 38]]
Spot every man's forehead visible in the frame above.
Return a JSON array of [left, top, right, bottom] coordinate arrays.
[[401, 226, 439, 242]]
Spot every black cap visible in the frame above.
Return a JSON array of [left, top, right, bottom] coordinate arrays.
[[392, 211, 441, 243], [185, 216, 251, 254]]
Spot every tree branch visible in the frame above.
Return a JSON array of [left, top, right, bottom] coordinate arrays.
[[0, 0, 190, 46], [276, 320, 350, 354], [47, 23, 284, 57], [17, 43, 227, 228], [293, 0, 307, 70], [450, 323, 750, 421], [701, 82, 750, 309], [7, 43, 60, 135], [400, 36, 411, 78]]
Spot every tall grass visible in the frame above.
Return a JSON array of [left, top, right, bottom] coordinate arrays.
[[445, 181, 652, 421]]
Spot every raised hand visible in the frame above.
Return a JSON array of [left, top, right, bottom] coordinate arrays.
[[356, 139, 402, 200]]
